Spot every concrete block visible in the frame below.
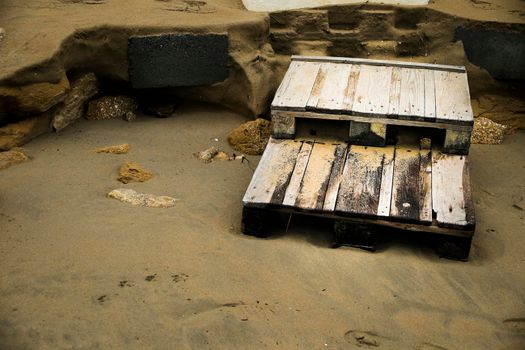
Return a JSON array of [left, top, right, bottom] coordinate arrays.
[[128, 33, 229, 88]]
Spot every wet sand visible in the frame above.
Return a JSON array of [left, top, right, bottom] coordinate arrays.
[[0, 102, 524, 349]]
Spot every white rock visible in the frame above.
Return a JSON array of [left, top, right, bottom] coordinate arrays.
[[107, 188, 177, 208]]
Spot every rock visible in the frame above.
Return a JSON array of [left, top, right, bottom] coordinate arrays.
[[52, 73, 99, 131], [0, 112, 52, 151], [0, 73, 69, 120], [86, 95, 137, 121], [194, 146, 218, 163], [227, 118, 271, 155], [214, 151, 231, 161], [117, 161, 153, 184], [471, 117, 506, 145], [142, 97, 178, 118], [95, 143, 130, 154], [0, 148, 29, 170], [107, 188, 176, 208]]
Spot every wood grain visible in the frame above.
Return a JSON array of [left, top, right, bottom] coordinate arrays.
[[377, 147, 395, 217], [353, 65, 393, 116], [335, 145, 384, 216], [322, 143, 348, 212], [282, 141, 313, 206], [390, 147, 420, 221]]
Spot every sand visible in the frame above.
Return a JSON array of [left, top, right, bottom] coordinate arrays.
[[0, 102, 524, 349]]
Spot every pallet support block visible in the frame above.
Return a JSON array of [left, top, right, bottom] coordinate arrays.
[[241, 207, 280, 238], [272, 113, 296, 139], [436, 235, 472, 261], [443, 130, 471, 155], [348, 121, 386, 146], [333, 220, 378, 251]]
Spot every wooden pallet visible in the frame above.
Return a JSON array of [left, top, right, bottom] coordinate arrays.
[[242, 138, 475, 260], [271, 56, 474, 155]]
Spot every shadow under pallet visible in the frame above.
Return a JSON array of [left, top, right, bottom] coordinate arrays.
[[242, 138, 475, 260]]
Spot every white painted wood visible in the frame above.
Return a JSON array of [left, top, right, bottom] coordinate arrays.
[[272, 61, 299, 107], [295, 142, 338, 210], [292, 55, 466, 73], [283, 141, 313, 206], [377, 147, 395, 217], [322, 143, 348, 212], [341, 64, 361, 111], [316, 63, 353, 111], [398, 68, 425, 118], [353, 65, 393, 116], [388, 67, 402, 115], [271, 110, 473, 131], [432, 152, 468, 227], [419, 149, 432, 223], [272, 61, 321, 110], [434, 70, 473, 124], [243, 138, 302, 206], [423, 69, 436, 119]]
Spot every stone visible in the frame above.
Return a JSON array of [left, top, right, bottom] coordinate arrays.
[[214, 151, 231, 161], [142, 97, 178, 118], [194, 146, 218, 163], [0, 112, 52, 151], [0, 73, 69, 119], [227, 118, 271, 155], [95, 143, 130, 154], [52, 73, 99, 131], [86, 95, 137, 121], [117, 161, 153, 184], [107, 188, 177, 208], [0, 148, 29, 170], [471, 117, 506, 145], [128, 33, 229, 88]]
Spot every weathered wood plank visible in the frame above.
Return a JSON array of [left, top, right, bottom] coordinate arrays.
[[272, 112, 296, 139], [418, 148, 432, 223], [307, 63, 353, 111], [398, 68, 425, 119], [272, 60, 298, 106], [434, 70, 473, 124], [423, 69, 436, 119], [271, 110, 472, 132], [295, 142, 339, 211], [322, 143, 348, 212], [243, 138, 302, 207], [388, 67, 402, 116], [335, 145, 384, 216], [272, 61, 321, 110], [292, 55, 466, 73], [432, 152, 472, 228], [282, 141, 313, 206], [390, 147, 420, 221], [353, 65, 393, 116], [377, 147, 395, 217], [341, 64, 361, 111]]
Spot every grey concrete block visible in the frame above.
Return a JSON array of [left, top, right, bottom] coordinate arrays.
[[128, 33, 229, 88], [455, 27, 525, 80]]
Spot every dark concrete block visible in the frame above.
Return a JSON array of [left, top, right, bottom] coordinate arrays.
[[455, 27, 525, 80], [128, 33, 229, 88]]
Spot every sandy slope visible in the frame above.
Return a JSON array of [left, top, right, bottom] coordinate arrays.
[[0, 103, 524, 349]]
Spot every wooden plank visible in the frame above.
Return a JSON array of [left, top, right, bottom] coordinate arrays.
[[316, 63, 354, 111], [341, 64, 361, 111], [423, 69, 436, 119], [434, 70, 473, 125], [390, 147, 420, 221], [377, 147, 395, 217], [270, 110, 473, 132], [243, 138, 302, 207], [335, 145, 384, 216], [292, 55, 467, 73], [272, 60, 298, 107], [388, 67, 402, 116], [352, 65, 393, 116], [282, 141, 313, 206], [272, 61, 320, 110], [432, 152, 472, 228], [295, 142, 339, 211], [398, 68, 425, 119], [418, 148, 432, 223], [322, 143, 348, 212]]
